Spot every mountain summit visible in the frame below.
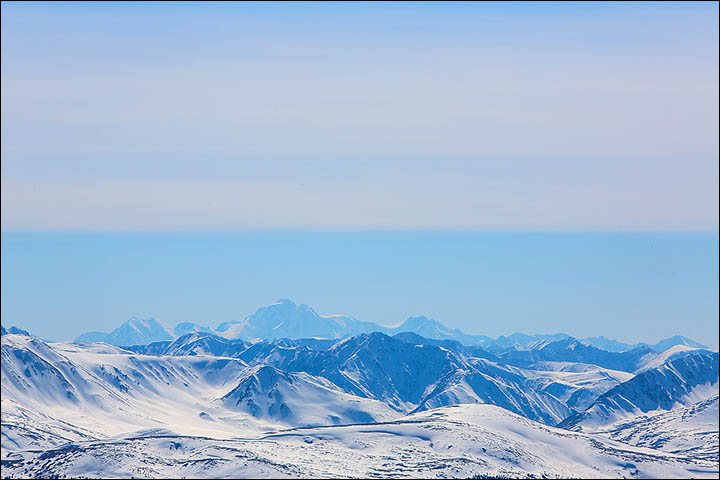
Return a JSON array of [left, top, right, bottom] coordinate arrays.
[[75, 317, 175, 346], [215, 299, 381, 341]]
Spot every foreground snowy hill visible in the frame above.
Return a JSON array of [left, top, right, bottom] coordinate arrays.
[[595, 395, 719, 463], [2, 404, 716, 479]]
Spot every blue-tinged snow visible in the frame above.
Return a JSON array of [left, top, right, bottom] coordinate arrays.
[[3, 322, 718, 479], [560, 352, 719, 431]]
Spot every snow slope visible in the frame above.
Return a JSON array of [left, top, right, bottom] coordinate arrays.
[[4, 333, 373, 441], [560, 352, 719, 431], [635, 344, 714, 373], [595, 395, 719, 463], [2, 404, 715, 479], [220, 365, 396, 426], [515, 361, 634, 411]]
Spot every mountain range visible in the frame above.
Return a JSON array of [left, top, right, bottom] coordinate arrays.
[[2, 300, 717, 478], [2, 324, 717, 478], [66, 299, 709, 354]]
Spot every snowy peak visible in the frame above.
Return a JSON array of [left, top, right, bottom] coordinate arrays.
[[580, 335, 709, 353], [635, 344, 715, 373], [223, 364, 294, 401], [213, 301, 495, 344], [129, 332, 246, 357], [225, 299, 361, 341], [490, 333, 571, 350], [649, 335, 709, 353], [579, 336, 636, 352], [173, 322, 212, 336], [75, 317, 181, 346], [385, 316, 493, 345], [391, 316, 459, 338], [70, 300, 710, 353], [533, 336, 581, 351]]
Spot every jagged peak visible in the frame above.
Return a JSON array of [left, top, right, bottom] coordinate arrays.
[[534, 336, 580, 351], [227, 364, 295, 395]]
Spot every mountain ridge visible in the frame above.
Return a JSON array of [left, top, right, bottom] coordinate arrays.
[[68, 299, 709, 353]]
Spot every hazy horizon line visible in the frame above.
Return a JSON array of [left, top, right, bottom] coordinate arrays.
[[3, 228, 719, 234]]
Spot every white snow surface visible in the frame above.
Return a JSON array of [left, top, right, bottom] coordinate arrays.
[[595, 395, 719, 462], [636, 344, 708, 373], [2, 332, 718, 479], [2, 404, 716, 479]]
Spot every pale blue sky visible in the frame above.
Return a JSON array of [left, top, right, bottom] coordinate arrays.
[[1, 3, 718, 345], [1, 1, 718, 230]]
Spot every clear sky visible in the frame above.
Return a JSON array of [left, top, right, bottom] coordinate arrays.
[[1, 3, 718, 345], [1, 1, 718, 230]]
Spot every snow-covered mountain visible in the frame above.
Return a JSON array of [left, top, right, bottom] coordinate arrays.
[[494, 336, 658, 373], [0, 326, 31, 336], [215, 299, 383, 341], [173, 322, 212, 336], [74, 317, 176, 346], [579, 335, 711, 353], [560, 352, 719, 431], [71, 300, 709, 355], [515, 361, 635, 411], [635, 344, 717, 373], [645, 335, 710, 353], [2, 327, 718, 479], [220, 364, 396, 426], [385, 315, 493, 345], [67, 326, 717, 430], [213, 300, 493, 344], [485, 332, 571, 350], [595, 395, 719, 462], [308, 332, 573, 424], [127, 331, 573, 424], [579, 335, 636, 352], [130, 332, 247, 357], [74, 318, 214, 347]]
